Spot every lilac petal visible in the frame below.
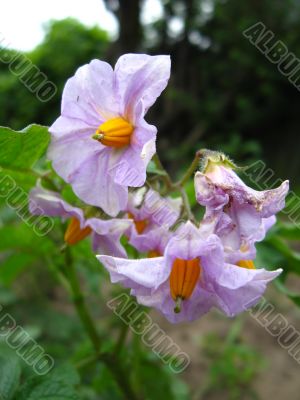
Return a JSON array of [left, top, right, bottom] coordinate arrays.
[[111, 132, 157, 189], [196, 168, 289, 218], [87, 218, 132, 236], [144, 189, 181, 227], [29, 184, 85, 226], [89, 218, 132, 258], [85, 60, 120, 121], [48, 129, 101, 184], [61, 64, 102, 126], [67, 149, 128, 216], [140, 138, 156, 167], [49, 115, 97, 140], [129, 225, 172, 254], [128, 188, 181, 229], [130, 102, 157, 148], [217, 264, 282, 290], [263, 215, 276, 233], [112, 146, 147, 187], [214, 264, 282, 316], [223, 238, 257, 264], [219, 207, 275, 263], [92, 235, 127, 258], [195, 173, 229, 210], [166, 221, 223, 262], [115, 54, 171, 120], [258, 181, 289, 217], [136, 281, 216, 323], [61, 61, 119, 125], [97, 255, 168, 293]]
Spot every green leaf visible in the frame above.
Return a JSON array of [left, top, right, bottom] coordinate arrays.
[[276, 222, 300, 240], [15, 364, 80, 400], [265, 236, 300, 275], [48, 364, 80, 386], [0, 125, 50, 206], [0, 224, 56, 254], [0, 124, 50, 170], [0, 352, 21, 400], [17, 380, 79, 400], [275, 279, 300, 307]]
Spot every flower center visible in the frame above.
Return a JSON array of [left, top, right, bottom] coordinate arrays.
[[64, 217, 92, 245], [237, 260, 256, 269], [128, 212, 148, 234], [147, 249, 162, 258], [92, 117, 133, 148], [169, 258, 201, 313]]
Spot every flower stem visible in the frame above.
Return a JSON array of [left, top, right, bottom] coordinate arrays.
[[153, 151, 200, 222], [178, 186, 196, 223], [152, 153, 174, 190], [65, 248, 101, 352], [101, 353, 139, 400], [114, 323, 129, 355], [153, 150, 201, 192], [175, 151, 201, 187]]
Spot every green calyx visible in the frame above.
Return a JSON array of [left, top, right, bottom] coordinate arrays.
[[197, 149, 238, 173]]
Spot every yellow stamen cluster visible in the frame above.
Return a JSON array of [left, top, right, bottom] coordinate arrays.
[[64, 217, 92, 245], [237, 260, 256, 269], [170, 258, 201, 313], [92, 117, 133, 148], [128, 212, 148, 234], [147, 250, 162, 258]]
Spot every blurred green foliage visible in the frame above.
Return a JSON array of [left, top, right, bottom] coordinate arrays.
[[198, 319, 265, 400]]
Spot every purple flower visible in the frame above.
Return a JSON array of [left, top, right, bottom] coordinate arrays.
[[126, 188, 181, 254], [97, 222, 281, 323], [29, 184, 131, 257], [195, 162, 289, 263], [48, 54, 171, 216]]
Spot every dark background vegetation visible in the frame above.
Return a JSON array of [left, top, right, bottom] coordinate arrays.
[[0, 1, 300, 399]]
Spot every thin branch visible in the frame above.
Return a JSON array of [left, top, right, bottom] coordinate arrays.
[[175, 151, 201, 187]]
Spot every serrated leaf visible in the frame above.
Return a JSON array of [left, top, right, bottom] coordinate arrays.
[[0, 353, 21, 400]]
